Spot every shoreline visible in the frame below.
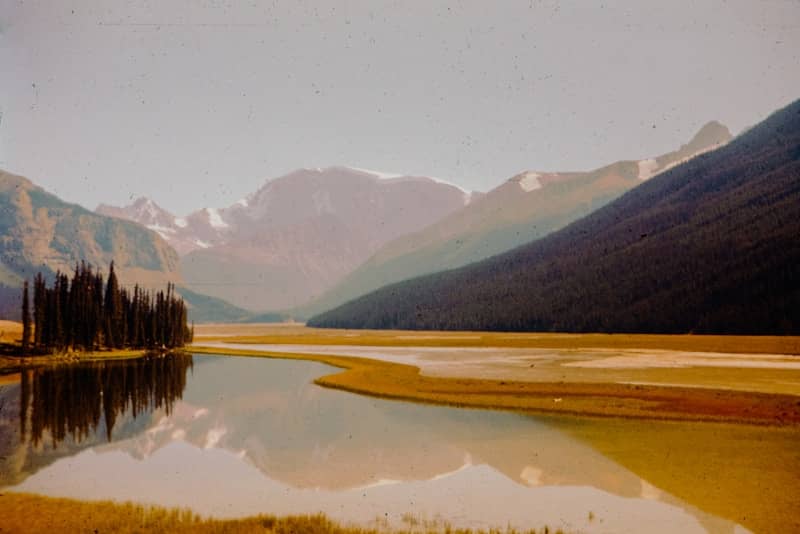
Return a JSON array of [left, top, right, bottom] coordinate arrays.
[[0, 493, 563, 534], [194, 325, 800, 354], [0, 349, 177, 377], [2, 323, 798, 425], [4, 331, 798, 533], [189, 345, 800, 426]]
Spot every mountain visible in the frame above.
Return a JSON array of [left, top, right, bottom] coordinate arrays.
[[174, 287, 255, 324], [299, 121, 732, 318], [99, 167, 473, 311], [0, 170, 181, 319], [96, 197, 227, 256], [308, 100, 800, 334]]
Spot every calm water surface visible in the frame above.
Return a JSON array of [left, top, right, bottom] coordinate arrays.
[[1, 353, 795, 533]]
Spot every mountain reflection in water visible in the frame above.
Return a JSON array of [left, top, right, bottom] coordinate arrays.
[[0, 354, 755, 533]]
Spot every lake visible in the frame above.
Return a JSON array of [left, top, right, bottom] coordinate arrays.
[[1, 353, 797, 533]]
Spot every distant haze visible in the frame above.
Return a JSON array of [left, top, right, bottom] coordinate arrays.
[[1, 0, 798, 215]]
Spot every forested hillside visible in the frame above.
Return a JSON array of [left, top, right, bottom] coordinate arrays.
[[309, 100, 800, 334], [0, 170, 181, 318]]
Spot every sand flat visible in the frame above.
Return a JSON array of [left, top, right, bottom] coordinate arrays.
[[193, 341, 800, 396]]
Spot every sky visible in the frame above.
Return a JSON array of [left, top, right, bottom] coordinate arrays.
[[1, 0, 799, 215]]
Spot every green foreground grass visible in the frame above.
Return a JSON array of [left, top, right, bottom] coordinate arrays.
[[0, 493, 566, 534]]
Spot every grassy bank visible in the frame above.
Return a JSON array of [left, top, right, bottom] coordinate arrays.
[[189, 346, 800, 425], [0, 320, 187, 373], [0, 348, 161, 374], [3, 319, 798, 423], [0, 493, 564, 534], [194, 324, 800, 354]]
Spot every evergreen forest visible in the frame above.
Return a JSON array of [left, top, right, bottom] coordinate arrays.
[[20, 262, 193, 353]]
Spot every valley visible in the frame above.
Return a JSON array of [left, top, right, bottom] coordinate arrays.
[[2, 3, 798, 531], [1, 325, 798, 533]]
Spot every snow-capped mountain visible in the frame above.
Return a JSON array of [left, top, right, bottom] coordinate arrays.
[[97, 166, 475, 310], [96, 197, 174, 228], [299, 121, 733, 317], [96, 199, 233, 255]]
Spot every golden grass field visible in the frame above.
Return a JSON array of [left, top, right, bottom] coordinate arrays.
[[0, 320, 22, 343], [0, 493, 565, 534], [194, 323, 800, 354], [188, 344, 800, 425], [190, 324, 800, 425], [0, 348, 152, 376]]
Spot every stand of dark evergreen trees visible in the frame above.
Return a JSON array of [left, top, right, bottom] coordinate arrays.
[[20, 262, 193, 353]]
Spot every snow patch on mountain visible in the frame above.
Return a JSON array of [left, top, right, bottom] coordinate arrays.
[[347, 166, 403, 179], [518, 172, 542, 192], [637, 159, 660, 180], [95, 165, 473, 264], [138, 198, 160, 220], [205, 208, 229, 229], [204, 426, 227, 449], [147, 224, 177, 239], [347, 166, 472, 196], [427, 176, 472, 196]]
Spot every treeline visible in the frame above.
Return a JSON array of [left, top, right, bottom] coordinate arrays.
[[21, 262, 193, 353], [309, 99, 800, 334]]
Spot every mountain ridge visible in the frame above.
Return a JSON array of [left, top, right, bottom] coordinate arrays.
[[0, 169, 183, 319], [99, 166, 475, 311], [308, 102, 799, 334], [298, 120, 732, 318]]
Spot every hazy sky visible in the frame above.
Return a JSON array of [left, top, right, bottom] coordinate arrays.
[[1, 0, 798, 215]]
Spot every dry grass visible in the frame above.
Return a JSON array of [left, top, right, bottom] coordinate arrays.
[[3, 322, 798, 423], [0, 319, 149, 372], [189, 346, 800, 426], [0, 320, 22, 343], [0, 493, 565, 534], [0, 348, 151, 373], [190, 324, 800, 424], [194, 323, 800, 355]]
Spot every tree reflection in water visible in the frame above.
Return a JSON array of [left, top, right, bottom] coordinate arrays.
[[18, 353, 193, 447]]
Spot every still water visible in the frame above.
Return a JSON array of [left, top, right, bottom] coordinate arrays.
[[0, 354, 795, 532]]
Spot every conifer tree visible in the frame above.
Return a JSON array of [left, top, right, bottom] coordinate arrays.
[[104, 262, 121, 348], [32, 273, 45, 348], [21, 280, 31, 354]]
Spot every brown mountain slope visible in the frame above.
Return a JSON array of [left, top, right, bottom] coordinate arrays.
[[0, 170, 181, 318]]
